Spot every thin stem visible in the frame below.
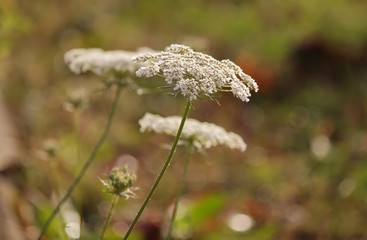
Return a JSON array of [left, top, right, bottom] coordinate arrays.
[[100, 195, 119, 240], [37, 84, 123, 240], [165, 140, 194, 240], [122, 99, 192, 240], [73, 112, 82, 163]]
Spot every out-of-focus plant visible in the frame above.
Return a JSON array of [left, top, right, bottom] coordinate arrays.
[[0, 0, 31, 59], [37, 47, 154, 239]]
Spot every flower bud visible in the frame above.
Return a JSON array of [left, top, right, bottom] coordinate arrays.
[[101, 165, 137, 197]]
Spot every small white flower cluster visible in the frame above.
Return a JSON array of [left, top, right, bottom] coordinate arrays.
[[133, 44, 258, 101], [64, 47, 154, 76], [139, 113, 247, 151]]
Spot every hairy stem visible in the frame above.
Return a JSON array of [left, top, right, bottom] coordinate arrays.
[[100, 195, 119, 240], [37, 84, 123, 240], [165, 140, 194, 240], [122, 100, 192, 240]]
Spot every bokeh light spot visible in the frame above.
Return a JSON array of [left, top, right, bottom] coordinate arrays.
[[227, 213, 254, 232], [311, 135, 331, 159]]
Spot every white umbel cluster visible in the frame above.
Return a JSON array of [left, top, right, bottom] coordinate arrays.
[[133, 44, 258, 101], [64, 47, 154, 76], [139, 113, 247, 152]]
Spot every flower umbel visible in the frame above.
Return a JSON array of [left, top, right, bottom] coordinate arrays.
[[133, 44, 258, 101], [101, 166, 137, 199], [64, 47, 155, 77], [139, 113, 247, 152]]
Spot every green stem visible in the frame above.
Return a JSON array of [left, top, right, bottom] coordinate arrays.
[[37, 84, 123, 240], [165, 140, 194, 240], [122, 100, 192, 240], [100, 195, 119, 240], [73, 112, 82, 163]]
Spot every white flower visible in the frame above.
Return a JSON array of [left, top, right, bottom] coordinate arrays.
[[64, 47, 155, 76], [139, 113, 247, 152], [133, 44, 258, 101]]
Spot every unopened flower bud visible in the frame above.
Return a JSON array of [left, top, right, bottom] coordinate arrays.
[[101, 166, 137, 198]]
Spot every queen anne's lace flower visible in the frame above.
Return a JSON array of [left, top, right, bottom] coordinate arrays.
[[139, 113, 247, 151], [64, 47, 154, 76], [133, 44, 258, 101]]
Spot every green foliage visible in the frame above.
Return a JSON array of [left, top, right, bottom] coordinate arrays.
[[171, 193, 226, 239], [36, 204, 68, 240]]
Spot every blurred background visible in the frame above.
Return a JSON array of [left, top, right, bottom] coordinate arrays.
[[1, 0, 367, 239]]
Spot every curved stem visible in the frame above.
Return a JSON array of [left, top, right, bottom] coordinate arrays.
[[37, 84, 123, 240], [100, 195, 119, 240], [122, 100, 192, 240], [165, 140, 194, 240]]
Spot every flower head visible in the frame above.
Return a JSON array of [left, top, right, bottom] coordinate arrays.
[[101, 165, 137, 198], [139, 113, 247, 151], [63, 88, 89, 112], [133, 44, 258, 101], [64, 47, 155, 77], [38, 139, 59, 161]]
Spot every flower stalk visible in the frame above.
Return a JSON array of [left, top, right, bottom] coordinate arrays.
[[37, 84, 123, 240], [165, 139, 194, 240], [122, 99, 192, 240], [99, 195, 119, 240]]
